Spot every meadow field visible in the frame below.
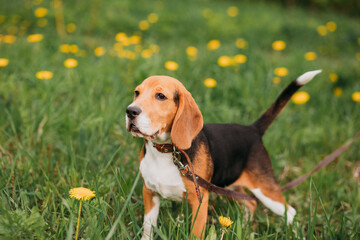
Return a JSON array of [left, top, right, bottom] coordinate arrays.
[[0, 0, 359, 239]]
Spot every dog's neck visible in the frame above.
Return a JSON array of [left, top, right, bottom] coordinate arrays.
[[144, 131, 174, 153]]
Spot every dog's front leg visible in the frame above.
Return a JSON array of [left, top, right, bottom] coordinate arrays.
[[141, 185, 160, 240], [188, 189, 209, 240]]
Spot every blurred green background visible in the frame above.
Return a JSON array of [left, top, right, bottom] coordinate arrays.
[[0, 0, 359, 239]]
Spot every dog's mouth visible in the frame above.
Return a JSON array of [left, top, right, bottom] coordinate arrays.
[[128, 123, 159, 139]]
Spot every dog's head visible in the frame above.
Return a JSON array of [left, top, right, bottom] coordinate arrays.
[[126, 76, 203, 149]]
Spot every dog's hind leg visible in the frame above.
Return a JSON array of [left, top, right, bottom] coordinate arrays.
[[235, 170, 296, 224], [249, 184, 296, 224], [236, 144, 296, 224]]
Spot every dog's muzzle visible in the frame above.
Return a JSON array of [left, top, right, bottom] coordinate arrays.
[[126, 106, 142, 120]]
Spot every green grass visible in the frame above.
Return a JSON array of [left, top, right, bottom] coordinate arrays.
[[0, 0, 359, 239]]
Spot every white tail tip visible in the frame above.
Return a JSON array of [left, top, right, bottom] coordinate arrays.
[[296, 69, 322, 85]]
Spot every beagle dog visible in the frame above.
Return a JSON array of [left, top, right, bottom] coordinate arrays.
[[126, 70, 321, 239]]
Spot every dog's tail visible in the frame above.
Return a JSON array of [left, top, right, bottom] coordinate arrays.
[[252, 70, 322, 136]]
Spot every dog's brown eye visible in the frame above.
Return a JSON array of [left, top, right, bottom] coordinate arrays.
[[134, 90, 140, 97], [155, 93, 167, 101]]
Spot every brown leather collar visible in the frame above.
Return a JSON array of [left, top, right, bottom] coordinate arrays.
[[153, 143, 175, 153]]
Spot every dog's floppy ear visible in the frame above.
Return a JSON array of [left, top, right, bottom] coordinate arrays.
[[171, 88, 203, 150]]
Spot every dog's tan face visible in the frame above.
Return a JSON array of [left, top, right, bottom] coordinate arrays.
[[126, 76, 180, 142], [126, 76, 203, 148]]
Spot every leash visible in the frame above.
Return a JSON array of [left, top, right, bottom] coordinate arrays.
[[153, 130, 360, 203], [281, 130, 360, 191], [177, 148, 257, 202]]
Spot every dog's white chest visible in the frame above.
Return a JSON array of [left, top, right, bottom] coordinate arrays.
[[140, 143, 185, 201]]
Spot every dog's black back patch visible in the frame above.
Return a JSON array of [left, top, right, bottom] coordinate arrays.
[[202, 123, 262, 187]]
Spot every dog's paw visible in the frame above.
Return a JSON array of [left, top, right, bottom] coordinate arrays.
[[286, 205, 296, 224]]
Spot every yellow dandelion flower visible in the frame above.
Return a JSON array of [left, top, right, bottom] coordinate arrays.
[[115, 32, 127, 42], [3, 35, 16, 44], [113, 43, 122, 51], [129, 35, 141, 45], [333, 87, 342, 97], [64, 58, 78, 68], [165, 61, 178, 71], [27, 34, 43, 43], [70, 187, 96, 240], [148, 13, 159, 23], [59, 44, 70, 53], [227, 6, 238, 17], [150, 44, 160, 53], [139, 20, 150, 31], [272, 40, 286, 51], [69, 45, 79, 53], [304, 52, 317, 61], [274, 67, 288, 77], [204, 78, 217, 88], [326, 21, 337, 32], [218, 56, 232, 67], [202, 8, 213, 19], [219, 216, 233, 228], [235, 38, 248, 49], [234, 54, 247, 64], [141, 49, 152, 58], [186, 46, 198, 57], [36, 71, 53, 80], [292, 91, 310, 104], [0, 58, 9, 67], [273, 77, 281, 85], [356, 53, 360, 61], [352, 92, 360, 102], [67, 23, 76, 33], [37, 18, 48, 27], [317, 25, 327, 36], [122, 38, 131, 46], [69, 187, 96, 201], [207, 40, 220, 50], [94, 46, 106, 56], [34, 7, 48, 18], [329, 73, 338, 82]]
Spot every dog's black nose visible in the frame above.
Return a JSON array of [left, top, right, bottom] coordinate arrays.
[[126, 106, 142, 119]]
